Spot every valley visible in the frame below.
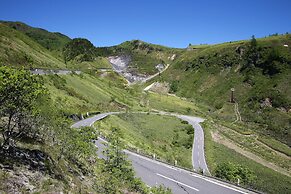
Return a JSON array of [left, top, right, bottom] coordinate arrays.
[[0, 21, 290, 194]]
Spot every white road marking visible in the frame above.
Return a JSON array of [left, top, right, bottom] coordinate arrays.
[[76, 113, 249, 194], [189, 173, 249, 194], [127, 149, 249, 194], [156, 173, 199, 192]]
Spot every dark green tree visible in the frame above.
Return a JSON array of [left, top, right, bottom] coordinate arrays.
[[262, 48, 282, 75], [170, 80, 179, 93], [242, 35, 259, 70]]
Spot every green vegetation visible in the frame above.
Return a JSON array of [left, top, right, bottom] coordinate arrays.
[[63, 38, 96, 63], [0, 23, 67, 68], [1, 20, 290, 194], [43, 72, 144, 115], [0, 66, 169, 193], [2, 21, 70, 52], [107, 40, 183, 74], [203, 121, 291, 194], [217, 123, 291, 171], [146, 92, 204, 115], [96, 127, 148, 193], [163, 34, 291, 146], [0, 22, 112, 71], [97, 113, 194, 168], [214, 162, 256, 185], [258, 135, 291, 157], [0, 66, 46, 148]]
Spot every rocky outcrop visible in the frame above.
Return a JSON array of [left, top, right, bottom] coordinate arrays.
[[260, 98, 272, 108], [108, 55, 166, 84]]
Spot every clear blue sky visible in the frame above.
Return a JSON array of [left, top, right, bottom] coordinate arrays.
[[1, 0, 291, 48]]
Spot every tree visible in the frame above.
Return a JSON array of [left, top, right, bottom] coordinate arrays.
[[102, 127, 146, 193], [242, 35, 259, 70], [56, 126, 98, 163], [262, 48, 282, 75], [0, 66, 46, 149], [103, 128, 133, 178], [170, 80, 179, 93]]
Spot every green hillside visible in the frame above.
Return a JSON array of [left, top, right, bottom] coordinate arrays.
[[43, 72, 143, 115], [107, 40, 183, 74], [0, 20, 290, 194], [0, 22, 67, 68], [2, 21, 70, 56], [162, 34, 291, 146], [63, 38, 96, 62]]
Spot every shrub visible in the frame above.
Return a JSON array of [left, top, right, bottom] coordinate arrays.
[[169, 80, 179, 93], [215, 162, 256, 185]]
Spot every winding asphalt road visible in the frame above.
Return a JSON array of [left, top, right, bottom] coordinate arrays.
[[30, 69, 81, 75], [72, 112, 254, 194]]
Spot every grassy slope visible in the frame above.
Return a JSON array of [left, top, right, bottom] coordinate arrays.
[[203, 121, 291, 194], [0, 22, 113, 71], [1, 20, 290, 193], [0, 23, 67, 69], [96, 113, 194, 168], [43, 72, 144, 115], [65, 57, 112, 71], [162, 34, 291, 145], [2, 21, 71, 58], [44, 71, 207, 117]]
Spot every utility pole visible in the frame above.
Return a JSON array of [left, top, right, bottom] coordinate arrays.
[[230, 88, 235, 103]]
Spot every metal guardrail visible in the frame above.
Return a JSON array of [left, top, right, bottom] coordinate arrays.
[[81, 114, 261, 194], [97, 133, 261, 194]]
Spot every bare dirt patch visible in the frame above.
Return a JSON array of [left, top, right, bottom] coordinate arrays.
[[211, 130, 291, 177]]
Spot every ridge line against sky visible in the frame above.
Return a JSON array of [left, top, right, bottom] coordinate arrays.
[[1, 0, 291, 48]]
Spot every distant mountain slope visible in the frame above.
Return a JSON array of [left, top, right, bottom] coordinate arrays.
[[1, 21, 290, 147], [2, 21, 71, 53], [63, 38, 96, 62], [106, 40, 183, 75], [0, 21, 182, 75], [162, 34, 291, 145], [0, 22, 111, 70], [0, 22, 67, 68]]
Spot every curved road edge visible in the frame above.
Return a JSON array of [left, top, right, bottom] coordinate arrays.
[[72, 111, 209, 174], [72, 112, 257, 194]]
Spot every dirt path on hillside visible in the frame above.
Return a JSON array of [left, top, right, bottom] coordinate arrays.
[[233, 103, 242, 123], [211, 131, 291, 177], [256, 139, 291, 160]]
